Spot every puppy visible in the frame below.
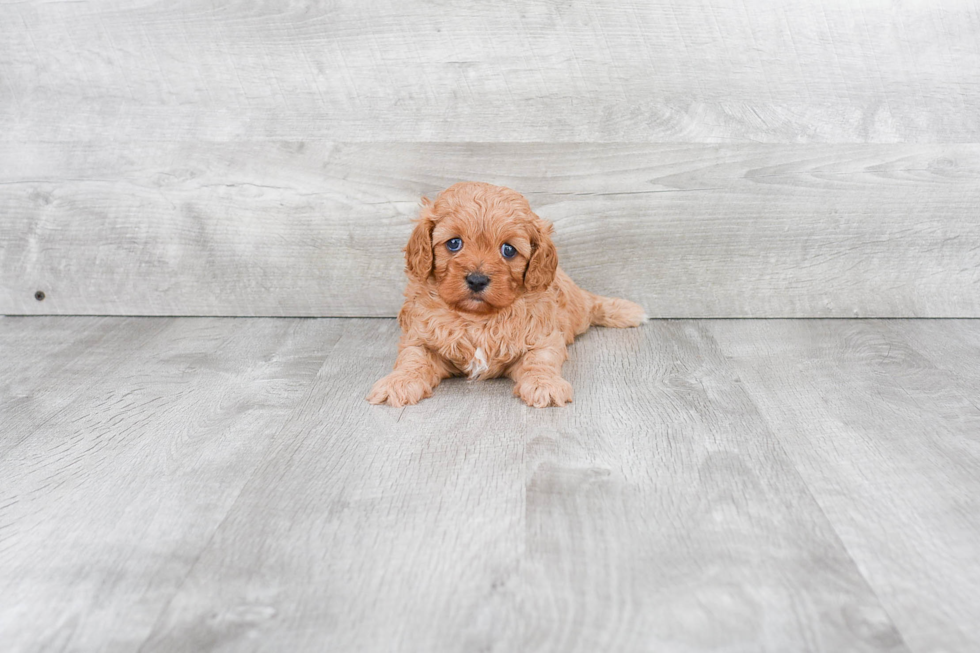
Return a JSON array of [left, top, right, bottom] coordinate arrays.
[[367, 181, 646, 408]]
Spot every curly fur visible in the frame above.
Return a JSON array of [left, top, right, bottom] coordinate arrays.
[[367, 181, 646, 408]]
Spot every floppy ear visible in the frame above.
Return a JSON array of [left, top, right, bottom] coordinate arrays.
[[524, 215, 558, 292], [404, 199, 437, 282]]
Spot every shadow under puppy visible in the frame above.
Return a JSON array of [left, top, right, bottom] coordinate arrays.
[[368, 181, 646, 408]]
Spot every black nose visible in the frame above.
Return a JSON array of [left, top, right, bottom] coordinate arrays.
[[465, 273, 490, 293]]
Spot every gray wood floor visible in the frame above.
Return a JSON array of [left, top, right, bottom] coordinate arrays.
[[2, 317, 979, 652]]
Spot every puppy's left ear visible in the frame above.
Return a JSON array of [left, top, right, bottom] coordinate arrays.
[[525, 214, 558, 292], [404, 198, 437, 282]]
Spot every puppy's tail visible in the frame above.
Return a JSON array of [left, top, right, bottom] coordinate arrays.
[[589, 294, 648, 328]]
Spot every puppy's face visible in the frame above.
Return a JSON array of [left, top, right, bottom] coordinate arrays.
[[405, 182, 558, 314]]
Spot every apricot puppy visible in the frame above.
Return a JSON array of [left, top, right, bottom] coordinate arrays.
[[367, 181, 646, 408]]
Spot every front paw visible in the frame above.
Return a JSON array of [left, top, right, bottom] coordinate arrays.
[[366, 373, 433, 407], [514, 375, 573, 408]]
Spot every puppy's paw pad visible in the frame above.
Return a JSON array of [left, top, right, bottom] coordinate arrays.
[[515, 376, 573, 408], [367, 374, 432, 407]]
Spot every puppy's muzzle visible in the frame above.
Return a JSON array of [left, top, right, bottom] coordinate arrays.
[[465, 273, 490, 294]]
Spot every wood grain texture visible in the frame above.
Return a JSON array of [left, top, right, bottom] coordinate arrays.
[[3, 142, 979, 317], [138, 318, 527, 652], [2, 1, 978, 143], [710, 319, 980, 653], [4, 316, 959, 651], [521, 320, 905, 652], [0, 317, 334, 651], [0, 316, 171, 457]]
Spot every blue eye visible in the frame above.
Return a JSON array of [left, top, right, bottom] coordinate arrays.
[[446, 238, 463, 252], [500, 243, 517, 258]]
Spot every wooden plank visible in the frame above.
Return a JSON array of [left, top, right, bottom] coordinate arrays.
[[0, 316, 117, 407], [8, 316, 980, 650], [879, 320, 980, 384], [137, 318, 527, 652], [0, 317, 334, 651], [0, 316, 171, 457], [520, 321, 906, 652], [3, 142, 979, 317], [2, 1, 978, 143], [135, 320, 907, 651], [710, 319, 980, 653]]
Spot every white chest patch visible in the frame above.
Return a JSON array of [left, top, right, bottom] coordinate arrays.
[[466, 347, 489, 380]]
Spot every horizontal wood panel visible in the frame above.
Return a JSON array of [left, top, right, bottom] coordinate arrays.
[[2, 1, 979, 143], [3, 141, 979, 317]]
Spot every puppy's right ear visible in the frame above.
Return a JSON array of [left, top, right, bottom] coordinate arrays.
[[404, 198, 437, 282]]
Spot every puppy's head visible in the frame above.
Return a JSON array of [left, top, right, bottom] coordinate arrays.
[[405, 182, 558, 314]]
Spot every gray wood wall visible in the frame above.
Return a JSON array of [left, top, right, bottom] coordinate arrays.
[[2, 1, 979, 317]]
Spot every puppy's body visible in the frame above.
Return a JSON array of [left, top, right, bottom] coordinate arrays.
[[368, 182, 645, 408], [399, 267, 641, 380]]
